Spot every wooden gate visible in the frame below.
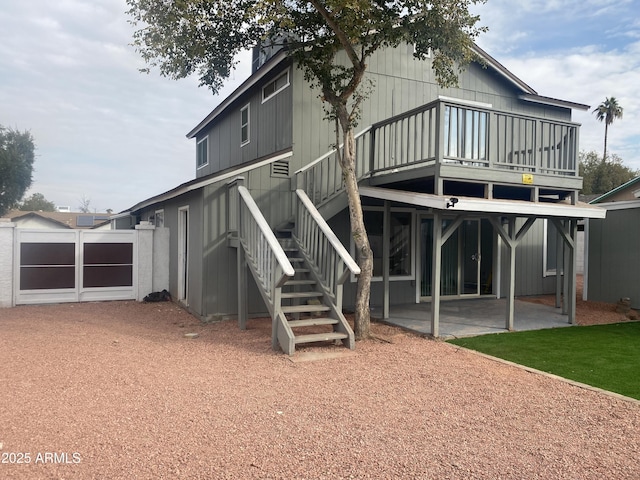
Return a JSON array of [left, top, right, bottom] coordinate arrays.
[[14, 229, 138, 305]]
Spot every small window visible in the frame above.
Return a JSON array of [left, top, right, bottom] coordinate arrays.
[[155, 210, 164, 228], [241, 104, 250, 146], [543, 219, 562, 276], [352, 208, 414, 281], [262, 70, 289, 103], [197, 136, 208, 169]]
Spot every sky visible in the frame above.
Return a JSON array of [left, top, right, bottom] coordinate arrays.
[[1, 0, 639, 213]]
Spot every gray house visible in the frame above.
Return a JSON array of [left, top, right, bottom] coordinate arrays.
[[122, 43, 605, 353], [585, 177, 640, 309]]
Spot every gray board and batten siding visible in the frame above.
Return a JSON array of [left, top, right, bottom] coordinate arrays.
[[140, 189, 205, 316], [132, 42, 583, 320], [195, 63, 294, 179], [587, 205, 640, 309], [290, 43, 574, 177]]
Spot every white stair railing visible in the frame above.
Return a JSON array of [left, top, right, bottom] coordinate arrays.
[[237, 185, 294, 314], [294, 189, 360, 311]]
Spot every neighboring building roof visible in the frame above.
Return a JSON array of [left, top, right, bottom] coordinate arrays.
[[589, 176, 640, 204], [3, 210, 112, 229]]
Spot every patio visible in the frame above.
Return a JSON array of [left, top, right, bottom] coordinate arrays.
[[371, 297, 570, 338]]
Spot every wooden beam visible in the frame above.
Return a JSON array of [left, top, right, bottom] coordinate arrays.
[[567, 220, 577, 323], [382, 200, 390, 319], [431, 211, 443, 337], [237, 243, 248, 330], [505, 218, 516, 330], [442, 215, 464, 245]]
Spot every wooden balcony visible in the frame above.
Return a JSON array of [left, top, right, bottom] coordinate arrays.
[[296, 98, 583, 213]]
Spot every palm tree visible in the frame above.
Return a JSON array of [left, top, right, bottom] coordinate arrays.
[[593, 97, 623, 162]]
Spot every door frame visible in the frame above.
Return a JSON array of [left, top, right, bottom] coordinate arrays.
[[417, 214, 489, 302], [177, 206, 189, 305]]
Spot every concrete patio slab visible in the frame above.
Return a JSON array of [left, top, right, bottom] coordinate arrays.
[[371, 297, 570, 339]]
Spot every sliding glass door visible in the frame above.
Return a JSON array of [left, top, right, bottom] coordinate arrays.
[[420, 217, 490, 299]]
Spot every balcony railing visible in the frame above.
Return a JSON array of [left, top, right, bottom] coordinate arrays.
[[296, 99, 580, 208]]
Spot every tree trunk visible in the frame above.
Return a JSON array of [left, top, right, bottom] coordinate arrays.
[[602, 122, 608, 163], [335, 106, 372, 340]]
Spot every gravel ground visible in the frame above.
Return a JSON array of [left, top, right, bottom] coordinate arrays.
[[1, 300, 639, 479]]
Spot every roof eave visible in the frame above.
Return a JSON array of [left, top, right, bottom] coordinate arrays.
[[471, 44, 537, 95], [186, 51, 290, 139], [519, 94, 590, 111]]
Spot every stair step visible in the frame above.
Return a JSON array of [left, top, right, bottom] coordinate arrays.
[[287, 257, 305, 263], [281, 291, 324, 299], [284, 279, 317, 286], [282, 304, 330, 314], [294, 332, 349, 344], [294, 268, 310, 274], [288, 318, 338, 328]]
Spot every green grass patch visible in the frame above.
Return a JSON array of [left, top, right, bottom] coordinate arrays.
[[448, 322, 640, 400]]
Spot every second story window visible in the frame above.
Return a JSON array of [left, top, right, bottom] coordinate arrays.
[[262, 70, 289, 103], [197, 136, 208, 169], [241, 104, 250, 146]]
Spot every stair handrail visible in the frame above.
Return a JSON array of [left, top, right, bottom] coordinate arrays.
[[237, 186, 295, 297], [293, 126, 372, 176], [296, 189, 360, 276], [294, 126, 372, 210], [295, 189, 360, 311]]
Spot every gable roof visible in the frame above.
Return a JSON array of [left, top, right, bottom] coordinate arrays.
[[589, 176, 640, 204], [186, 51, 290, 139], [470, 44, 589, 111], [3, 210, 112, 229], [186, 43, 589, 141]]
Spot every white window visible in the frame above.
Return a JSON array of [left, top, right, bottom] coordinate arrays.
[[262, 70, 289, 103], [543, 219, 562, 276], [352, 208, 415, 281], [240, 104, 250, 146], [197, 136, 208, 169], [154, 210, 164, 228]]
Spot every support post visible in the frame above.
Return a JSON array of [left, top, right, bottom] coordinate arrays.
[[567, 220, 577, 324], [0, 220, 16, 308], [382, 200, 390, 319], [237, 191, 248, 330], [135, 222, 155, 302], [431, 211, 443, 337], [555, 220, 563, 309], [237, 242, 248, 330], [505, 218, 516, 331]]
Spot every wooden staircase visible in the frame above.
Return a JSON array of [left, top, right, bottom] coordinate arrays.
[[232, 181, 358, 355], [276, 233, 353, 349]]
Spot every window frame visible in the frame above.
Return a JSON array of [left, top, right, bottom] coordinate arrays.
[[154, 209, 165, 228], [262, 70, 290, 103], [351, 207, 416, 283], [240, 104, 250, 147], [196, 136, 209, 169], [543, 218, 563, 277]]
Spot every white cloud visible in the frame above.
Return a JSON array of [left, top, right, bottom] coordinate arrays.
[[1, 0, 638, 214]]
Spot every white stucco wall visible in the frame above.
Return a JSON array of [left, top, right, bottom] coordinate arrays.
[[0, 220, 16, 307]]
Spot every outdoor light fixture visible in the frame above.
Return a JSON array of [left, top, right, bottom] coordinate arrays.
[[446, 197, 459, 208]]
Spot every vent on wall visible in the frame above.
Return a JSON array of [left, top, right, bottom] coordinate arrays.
[[271, 160, 289, 178]]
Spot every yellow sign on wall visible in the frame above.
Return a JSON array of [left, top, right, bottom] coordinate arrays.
[[522, 173, 534, 185]]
